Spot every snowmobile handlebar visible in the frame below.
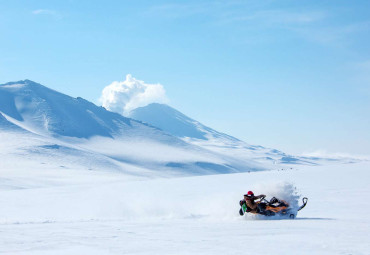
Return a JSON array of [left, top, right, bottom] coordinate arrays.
[[259, 196, 269, 203]]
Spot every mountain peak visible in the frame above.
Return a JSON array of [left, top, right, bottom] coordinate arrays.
[[1, 79, 37, 86], [0, 80, 138, 138], [129, 103, 240, 142], [0, 80, 50, 93]]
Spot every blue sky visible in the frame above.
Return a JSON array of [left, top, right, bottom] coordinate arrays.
[[1, 0, 369, 156]]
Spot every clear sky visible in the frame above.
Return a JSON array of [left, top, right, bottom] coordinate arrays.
[[1, 0, 369, 156]]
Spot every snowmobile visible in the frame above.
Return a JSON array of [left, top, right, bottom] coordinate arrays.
[[239, 196, 308, 219]]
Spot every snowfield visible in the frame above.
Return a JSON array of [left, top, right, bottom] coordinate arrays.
[[0, 162, 369, 255]]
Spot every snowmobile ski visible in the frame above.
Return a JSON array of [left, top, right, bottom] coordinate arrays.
[[297, 197, 308, 211]]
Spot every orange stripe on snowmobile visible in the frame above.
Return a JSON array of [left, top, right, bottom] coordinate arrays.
[[266, 206, 288, 212]]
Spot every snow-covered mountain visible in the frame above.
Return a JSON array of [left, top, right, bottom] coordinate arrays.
[[1, 80, 352, 178], [129, 103, 239, 141], [0, 80, 264, 175], [129, 103, 318, 165], [0, 80, 163, 139]]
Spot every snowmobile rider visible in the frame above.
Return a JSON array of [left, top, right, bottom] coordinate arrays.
[[243, 191, 266, 213]]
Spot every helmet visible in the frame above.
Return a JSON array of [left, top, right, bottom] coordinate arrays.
[[244, 191, 254, 197]]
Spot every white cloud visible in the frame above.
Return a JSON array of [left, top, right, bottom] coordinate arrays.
[[100, 74, 168, 115], [32, 9, 56, 15], [32, 9, 61, 19], [230, 10, 325, 25]]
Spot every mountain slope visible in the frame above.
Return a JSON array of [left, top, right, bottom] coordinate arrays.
[[129, 103, 315, 165], [0, 112, 22, 130], [0, 80, 149, 138], [0, 80, 263, 175], [129, 103, 239, 141]]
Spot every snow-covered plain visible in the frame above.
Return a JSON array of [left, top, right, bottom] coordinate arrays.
[[0, 162, 369, 255]]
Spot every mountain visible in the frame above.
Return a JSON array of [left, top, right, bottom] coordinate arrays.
[[128, 103, 239, 141], [1, 80, 349, 178], [129, 103, 315, 165], [0, 80, 263, 175], [0, 80, 153, 139]]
